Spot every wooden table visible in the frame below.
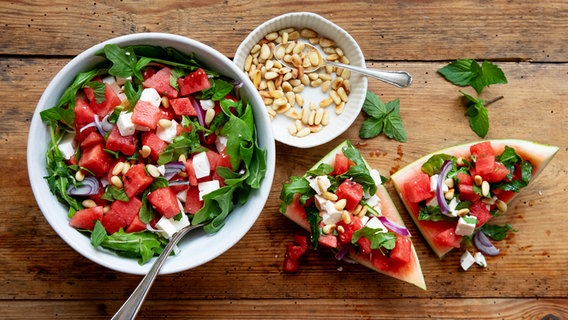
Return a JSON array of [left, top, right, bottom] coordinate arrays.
[[2, 1, 567, 319]]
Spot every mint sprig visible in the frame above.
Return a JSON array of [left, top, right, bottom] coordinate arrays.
[[359, 91, 407, 142], [460, 91, 504, 138], [438, 59, 508, 94]]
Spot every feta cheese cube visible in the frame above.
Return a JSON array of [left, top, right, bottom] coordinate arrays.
[[156, 119, 178, 143], [116, 112, 136, 136], [139, 88, 162, 107], [474, 252, 487, 267], [307, 176, 331, 194], [155, 213, 190, 239], [177, 189, 188, 203], [430, 174, 449, 193], [215, 135, 228, 153], [460, 251, 476, 271], [192, 151, 211, 179], [200, 99, 215, 110], [58, 134, 76, 160], [321, 200, 343, 225], [313, 194, 327, 211], [365, 216, 387, 232], [198, 180, 220, 201], [455, 215, 477, 236]]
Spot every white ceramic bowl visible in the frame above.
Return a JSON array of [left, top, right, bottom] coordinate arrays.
[[27, 33, 275, 275], [234, 12, 367, 148]]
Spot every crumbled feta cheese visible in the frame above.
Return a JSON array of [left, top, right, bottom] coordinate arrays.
[[313, 194, 327, 211], [198, 180, 220, 201], [365, 194, 381, 208], [139, 88, 162, 107], [116, 112, 136, 136], [307, 176, 331, 195], [474, 252, 487, 267], [365, 216, 387, 232], [215, 135, 228, 153], [460, 251, 476, 271], [155, 213, 189, 239], [455, 215, 477, 236], [156, 119, 178, 143], [200, 99, 215, 110], [425, 196, 439, 207], [192, 151, 210, 179], [177, 189, 187, 203], [322, 200, 343, 225], [58, 133, 76, 160], [430, 174, 449, 193]]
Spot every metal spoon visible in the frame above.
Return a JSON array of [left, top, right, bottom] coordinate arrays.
[[112, 223, 204, 320], [274, 42, 413, 88]]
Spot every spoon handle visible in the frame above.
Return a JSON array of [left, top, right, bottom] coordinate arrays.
[[326, 61, 413, 88], [111, 223, 204, 320]]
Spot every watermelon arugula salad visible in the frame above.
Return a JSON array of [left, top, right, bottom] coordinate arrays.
[[280, 140, 426, 289], [390, 139, 558, 265], [39, 44, 267, 264]]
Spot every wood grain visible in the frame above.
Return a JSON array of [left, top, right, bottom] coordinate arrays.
[[1, 0, 568, 318]]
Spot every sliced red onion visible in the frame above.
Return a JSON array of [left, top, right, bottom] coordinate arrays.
[[333, 243, 353, 261], [67, 176, 100, 196], [190, 97, 207, 128], [101, 114, 114, 131], [168, 179, 189, 187], [437, 160, 453, 214], [164, 161, 186, 180], [378, 216, 411, 237], [93, 115, 106, 136], [473, 231, 500, 256], [79, 122, 96, 133]]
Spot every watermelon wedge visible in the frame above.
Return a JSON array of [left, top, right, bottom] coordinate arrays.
[[280, 140, 426, 290], [390, 139, 559, 259]]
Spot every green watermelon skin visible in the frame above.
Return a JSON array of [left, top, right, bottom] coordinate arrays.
[[282, 140, 427, 290], [390, 139, 559, 258]]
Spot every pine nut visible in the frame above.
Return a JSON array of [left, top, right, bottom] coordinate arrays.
[[121, 162, 130, 175], [82, 199, 97, 208], [296, 127, 311, 137], [474, 175, 483, 186], [178, 154, 187, 163], [321, 111, 330, 125], [457, 208, 470, 216], [112, 162, 125, 176], [205, 108, 216, 125], [337, 87, 348, 102], [300, 28, 318, 38], [444, 189, 455, 200], [495, 199, 508, 213], [161, 96, 170, 108], [285, 108, 302, 120], [146, 164, 161, 178], [481, 181, 490, 197], [341, 210, 352, 224], [445, 178, 455, 189], [158, 118, 172, 128], [323, 224, 336, 235], [314, 108, 324, 125], [288, 124, 298, 135], [336, 225, 345, 233], [357, 205, 368, 218], [335, 102, 345, 115], [75, 170, 85, 182], [323, 191, 338, 201], [330, 90, 342, 105], [309, 124, 322, 132], [111, 175, 123, 188], [141, 145, 151, 158], [320, 97, 333, 108], [335, 199, 347, 211]]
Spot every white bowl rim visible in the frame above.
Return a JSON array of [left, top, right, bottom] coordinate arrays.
[[234, 12, 368, 148], [27, 32, 275, 275]]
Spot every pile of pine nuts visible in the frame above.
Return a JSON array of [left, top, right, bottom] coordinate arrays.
[[243, 27, 352, 138]]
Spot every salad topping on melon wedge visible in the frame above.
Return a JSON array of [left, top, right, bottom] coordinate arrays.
[[280, 140, 426, 290], [390, 139, 558, 259]]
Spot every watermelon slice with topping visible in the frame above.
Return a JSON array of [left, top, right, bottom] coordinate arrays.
[[280, 140, 426, 290], [390, 139, 558, 259]]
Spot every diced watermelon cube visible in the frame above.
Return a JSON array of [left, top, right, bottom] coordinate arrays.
[[148, 187, 181, 218], [79, 143, 112, 177], [141, 132, 168, 162], [74, 98, 96, 143], [109, 196, 142, 226], [471, 141, 495, 179], [184, 159, 198, 186], [469, 199, 492, 227], [69, 206, 104, 230], [170, 97, 197, 116], [332, 152, 352, 176], [101, 211, 127, 234], [458, 184, 481, 202], [89, 83, 122, 117], [125, 215, 147, 233], [318, 234, 338, 248], [403, 172, 433, 203], [389, 237, 412, 267], [142, 67, 179, 98], [106, 126, 138, 156], [485, 161, 510, 183], [371, 250, 390, 271], [80, 131, 104, 149], [433, 228, 462, 248], [336, 216, 363, 244], [131, 100, 162, 130], [184, 186, 203, 214], [335, 179, 364, 211], [123, 163, 154, 198], [456, 172, 473, 186], [177, 68, 211, 96], [357, 237, 372, 255]]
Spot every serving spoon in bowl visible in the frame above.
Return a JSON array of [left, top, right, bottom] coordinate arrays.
[[274, 42, 413, 88], [112, 223, 204, 320]]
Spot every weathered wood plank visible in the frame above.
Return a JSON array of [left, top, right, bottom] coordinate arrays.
[[0, 1, 567, 62], [1, 298, 566, 319]]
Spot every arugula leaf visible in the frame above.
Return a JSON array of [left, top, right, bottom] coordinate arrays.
[[481, 223, 517, 241], [279, 176, 312, 212], [421, 153, 454, 176], [438, 59, 507, 94], [85, 81, 107, 104], [104, 44, 140, 80], [99, 228, 168, 265], [418, 206, 456, 222], [461, 91, 490, 137], [306, 205, 322, 249], [359, 92, 406, 142], [340, 141, 377, 196], [351, 226, 397, 254]]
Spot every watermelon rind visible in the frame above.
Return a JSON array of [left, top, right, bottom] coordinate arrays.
[[282, 140, 427, 290], [390, 139, 559, 258]]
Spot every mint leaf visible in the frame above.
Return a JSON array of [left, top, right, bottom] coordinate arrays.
[[359, 92, 406, 142], [438, 59, 507, 94], [481, 223, 517, 241], [461, 91, 489, 137], [351, 226, 397, 254]]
